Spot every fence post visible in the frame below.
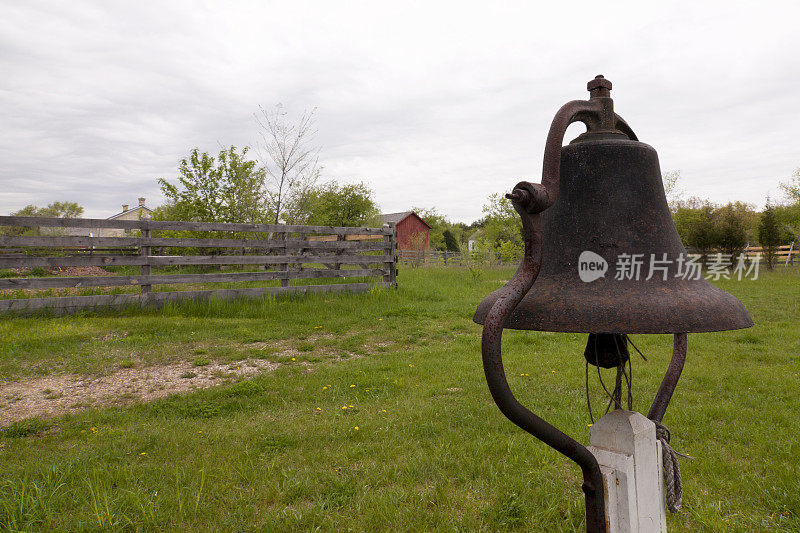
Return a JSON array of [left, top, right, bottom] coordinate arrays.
[[279, 231, 290, 287], [383, 223, 397, 287], [140, 216, 151, 302], [335, 234, 344, 271]]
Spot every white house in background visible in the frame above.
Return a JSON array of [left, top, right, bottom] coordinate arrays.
[[95, 197, 153, 237], [467, 228, 484, 252]]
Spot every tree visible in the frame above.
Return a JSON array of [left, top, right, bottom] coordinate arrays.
[[255, 104, 321, 224], [779, 168, 800, 205], [412, 207, 449, 251], [10, 201, 84, 219], [304, 181, 379, 227], [776, 168, 800, 242], [442, 229, 460, 252], [715, 202, 748, 258], [157, 146, 267, 224], [218, 147, 270, 224], [662, 170, 684, 212], [3, 201, 84, 235], [758, 198, 782, 269], [482, 193, 522, 247], [471, 193, 523, 261]]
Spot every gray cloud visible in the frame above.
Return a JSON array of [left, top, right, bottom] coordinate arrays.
[[1, 1, 798, 222]]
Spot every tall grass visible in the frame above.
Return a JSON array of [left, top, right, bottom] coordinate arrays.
[[0, 266, 798, 531]]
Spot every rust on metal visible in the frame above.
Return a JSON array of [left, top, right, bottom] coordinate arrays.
[[648, 333, 688, 423], [476, 76, 753, 533]]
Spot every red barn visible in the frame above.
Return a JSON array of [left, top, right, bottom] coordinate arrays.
[[382, 211, 431, 251]]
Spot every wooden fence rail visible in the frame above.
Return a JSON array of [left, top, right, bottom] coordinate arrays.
[[0, 216, 397, 314], [742, 243, 797, 266]]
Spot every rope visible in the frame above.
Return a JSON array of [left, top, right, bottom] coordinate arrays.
[[654, 421, 684, 513]]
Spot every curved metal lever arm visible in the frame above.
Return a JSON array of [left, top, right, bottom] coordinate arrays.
[[648, 333, 687, 423], [481, 98, 609, 532]]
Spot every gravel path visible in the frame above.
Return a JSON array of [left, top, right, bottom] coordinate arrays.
[[0, 358, 279, 426]]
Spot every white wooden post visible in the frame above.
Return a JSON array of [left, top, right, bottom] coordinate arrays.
[[587, 410, 667, 533]]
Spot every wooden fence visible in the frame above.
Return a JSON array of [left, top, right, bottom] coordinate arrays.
[[742, 243, 797, 266], [0, 216, 397, 314]]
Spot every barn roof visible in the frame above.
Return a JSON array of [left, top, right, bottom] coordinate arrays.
[[381, 211, 432, 229]]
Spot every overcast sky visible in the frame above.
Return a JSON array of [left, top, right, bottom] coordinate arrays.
[[2, 1, 799, 222]]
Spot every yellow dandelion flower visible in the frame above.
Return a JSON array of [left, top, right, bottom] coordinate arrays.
[[349, 405, 353, 408], [140, 452, 147, 455], [354, 426, 359, 430], [316, 407, 322, 411], [350, 384, 355, 388], [291, 358, 296, 361], [379, 318, 383, 321], [381, 409, 387, 413], [409, 364, 414, 367], [587, 424, 593, 427], [551, 370, 556, 373], [323, 386, 328, 390], [342, 406, 348, 410]]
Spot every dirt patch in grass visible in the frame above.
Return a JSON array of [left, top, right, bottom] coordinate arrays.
[[0, 358, 279, 426]]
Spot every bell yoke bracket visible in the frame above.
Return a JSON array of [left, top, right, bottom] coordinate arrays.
[[480, 75, 687, 533]]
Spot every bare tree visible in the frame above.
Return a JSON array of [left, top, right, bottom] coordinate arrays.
[[662, 170, 684, 212], [254, 104, 321, 224]]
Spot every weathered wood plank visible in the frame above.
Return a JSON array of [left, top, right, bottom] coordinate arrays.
[[0, 216, 387, 235], [0, 235, 390, 251], [148, 255, 391, 267], [0, 256, 148, 268], [0, 292, 142, 312], [0, 254, 392, 269], [0, 268, 383, 289], [0, 282, 390, 313], [140, 225, 151, 296]]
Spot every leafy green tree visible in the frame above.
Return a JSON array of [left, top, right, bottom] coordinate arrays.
[[481, 193, 522, 250], [758, 198, 782, 269], [10, 201, 83, 219], [157, 146, 267, 224], [412, 207, 449, 251], [673, 199, 755, 260], [714, 202, 751, 258], [304, 181, 379, 227], [464, 193, 523, 262], [3, 201, 84, 235], [442, 229, 460, 252]]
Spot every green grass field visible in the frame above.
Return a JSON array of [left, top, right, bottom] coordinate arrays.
[[0, 266, 798, 531]]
